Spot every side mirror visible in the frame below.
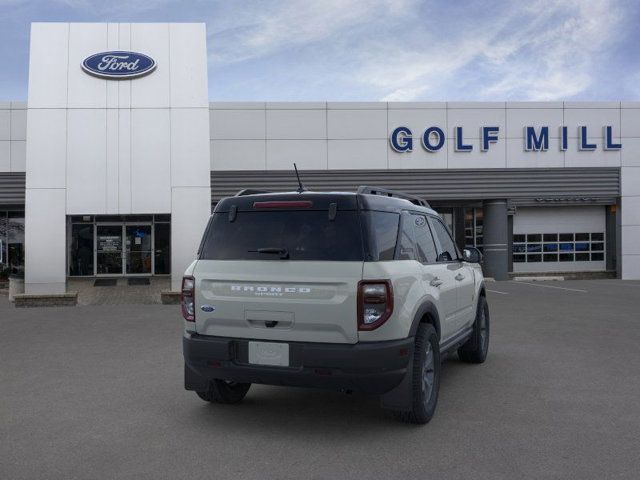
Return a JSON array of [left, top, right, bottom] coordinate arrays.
[[463, 247, 482, 264]]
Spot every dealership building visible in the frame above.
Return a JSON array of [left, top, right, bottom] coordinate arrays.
[[1, 22, 639, 296]]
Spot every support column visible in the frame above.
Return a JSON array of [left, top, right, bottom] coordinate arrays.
[[482, 199, 509, 281]]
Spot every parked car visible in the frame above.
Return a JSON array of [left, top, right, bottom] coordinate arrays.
[[182, 186, 489, 424]]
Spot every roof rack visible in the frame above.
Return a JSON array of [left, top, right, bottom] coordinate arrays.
[[234, 188, 272, 197], [356, 186, 430, 208]]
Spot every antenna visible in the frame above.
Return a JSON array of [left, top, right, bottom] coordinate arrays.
[[293, 163, 306, 193]]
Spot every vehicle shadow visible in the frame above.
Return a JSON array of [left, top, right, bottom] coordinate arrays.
[[180, 356, 474, 435]]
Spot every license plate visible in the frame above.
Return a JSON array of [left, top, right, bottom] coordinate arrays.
[[248, 341, 289, 367]]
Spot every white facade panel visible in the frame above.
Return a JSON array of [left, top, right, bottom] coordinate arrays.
[[211, 140, 266, 170], [564, 146, 621, 168], [266, 140, 327, 170], [621, 108, 640, 138], [25, 109, 67, 189], [25, 188, 66, 294], [563, 108, 621, 138], [266, 110, 326, 139], [0, 110, 9, 140], [447, 138, 506, 169], [169, 23, 209, 108], [387, 108, 447, 137], [505, 108, 563, 138], [327, 109, 387, 139], [27, 23, 69, 108], [130, 108, 171, 212], [621, 226, 640, 255], [117, 23, 132, 109], [105, 109, 119, 212], [621, 138, 640, 167], [388, 141, 447, 170], [170, 108, 211, 187], [117, 109, 132, 213], [131, 23, 170, 108], [106, 23, 119, 109], [171, 186, 211, 291], [0, 141, 9, 171], [621, 196, 640, 227], [447, 108, 506, 139], [10, 109, 27, 141], [328, 140, 387, 169], [11, 141, 26, 172], [621, 166, 640, 196], [66, 109, 107, 214], [67, 23, 107, 109], [210, 109, 265, 140], [506, 138, 565, 168]]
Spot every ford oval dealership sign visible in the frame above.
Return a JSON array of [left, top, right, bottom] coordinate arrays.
[[81, 51, 156, 79]]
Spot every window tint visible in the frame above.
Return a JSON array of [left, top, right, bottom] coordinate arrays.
[[365, 211, 400, 261], [200, 210, 363, 261], [412, 215, 438, 263], [430, 218, 458, 262]]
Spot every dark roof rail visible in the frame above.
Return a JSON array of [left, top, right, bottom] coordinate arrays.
[[357, 185, 430, 208], [234, 188, 272, 196]]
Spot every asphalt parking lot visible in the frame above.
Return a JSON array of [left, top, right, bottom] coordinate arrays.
[[2, 280, 640, 480]]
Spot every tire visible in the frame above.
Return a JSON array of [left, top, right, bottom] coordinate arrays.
[[458, 295, 490, 364], [196, 380, 251, 404], [398, 323, 441, 424]]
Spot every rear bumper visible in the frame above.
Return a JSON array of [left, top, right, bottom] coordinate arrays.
[[183, 332, 413, 395]]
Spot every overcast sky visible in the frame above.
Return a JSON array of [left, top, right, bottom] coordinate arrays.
[[0, 0, 638, 102]]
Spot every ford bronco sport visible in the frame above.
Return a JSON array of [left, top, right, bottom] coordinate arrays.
[[182, 186, 489, 424]]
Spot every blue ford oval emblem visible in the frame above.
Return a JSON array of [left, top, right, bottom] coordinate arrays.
[[82, 51, 156, 79], [200, 305, 215, 313]]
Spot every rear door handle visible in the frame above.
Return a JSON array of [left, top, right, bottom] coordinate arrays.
[[430, 278, 443, 287], [455, 273, 465, 281]]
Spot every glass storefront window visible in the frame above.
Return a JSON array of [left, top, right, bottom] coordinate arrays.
[[1, 211, 25, 275], [463, 208, 484, 251], [68, 215, 172, 277], [69, 224, 94, 276]]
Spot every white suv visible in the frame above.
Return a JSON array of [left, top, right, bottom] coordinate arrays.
[[182, 186, 489, 424]]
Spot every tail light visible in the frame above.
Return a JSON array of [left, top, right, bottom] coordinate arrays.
[[181, 276, 195, 322], [357, 280, 393, 330]]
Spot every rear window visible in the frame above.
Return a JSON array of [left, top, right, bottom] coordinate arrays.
[[200, 210, 364, 261]]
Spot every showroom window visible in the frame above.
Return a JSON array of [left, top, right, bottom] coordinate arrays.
[[68, 214, 171, 276], [0, 211, 25, 276], [512, 232, 605, 263], [464, 208, 483, 251]]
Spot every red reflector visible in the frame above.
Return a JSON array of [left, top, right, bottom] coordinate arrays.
[[399, 348, 409, 357], [207, 360, 222, 367], [253, 201, 313, 209]]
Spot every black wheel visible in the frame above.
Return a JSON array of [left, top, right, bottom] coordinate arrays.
[[398, 323, 441, 424], [458, 295, 490, 364], [196, 379, 251, 404]]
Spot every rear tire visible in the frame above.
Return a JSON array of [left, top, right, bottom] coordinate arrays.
[[458, 295, 490, 364], [196, 380, 251, 404], [397, 323, 440, 424]]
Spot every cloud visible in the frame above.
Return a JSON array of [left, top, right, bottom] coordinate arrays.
[[372, 0, 624, 101], [206, 0, 627, 101], [208, 0, 416, 64]]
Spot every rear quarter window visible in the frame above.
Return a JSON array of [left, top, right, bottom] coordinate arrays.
[[363, 211, 400, 261]]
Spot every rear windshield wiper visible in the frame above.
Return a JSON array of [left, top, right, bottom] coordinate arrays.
[[248, 247, 290, 259]]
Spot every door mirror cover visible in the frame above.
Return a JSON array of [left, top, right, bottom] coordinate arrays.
[[463, 247, 482, 264]]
